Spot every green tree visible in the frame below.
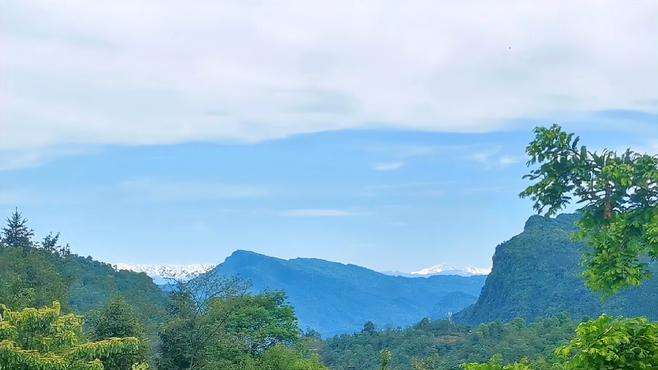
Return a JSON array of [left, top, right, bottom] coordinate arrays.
[[362, 321, 377, 335], [1, 209, 35, 252], [157, 279, 311, 370], [0, 301, 147, 369], [461, 355, 533, 370], [556, 315, 658, 369], [380, 349, 392, 370], [518, 124, 658, 369], [520, 124, 658, 296], [257, 344, 327, 370], [91, 296, 145, 341]]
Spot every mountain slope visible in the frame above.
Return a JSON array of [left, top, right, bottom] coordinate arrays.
[[0, 245, 168, 332], [192, 250, 486, 336], [456, 213, 658, 325]]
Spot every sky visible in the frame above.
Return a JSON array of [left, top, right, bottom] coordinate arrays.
[[1, 1, 657, 272]]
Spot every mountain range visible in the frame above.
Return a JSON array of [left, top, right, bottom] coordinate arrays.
[[190, 250, 486, 337], [113, 263, 213, 284]]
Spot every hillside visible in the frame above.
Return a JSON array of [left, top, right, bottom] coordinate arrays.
[[456, 213, 658, 325], [0, 245, 168, 332], [192, 250, 486, 336]]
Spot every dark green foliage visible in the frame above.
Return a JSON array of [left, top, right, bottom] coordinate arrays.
[[521, 124, 658, 296], [321, 315, 575, 370], [456, 213, 658, 325], [61, 255, 167, 337], [1, 209, 35, 252], [0, 245, 70, 310], [193, 250, 486, 336], [91, 296, 145, 341]]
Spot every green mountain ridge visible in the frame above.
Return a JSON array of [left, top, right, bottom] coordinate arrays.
[[0, 245, 168, 333]]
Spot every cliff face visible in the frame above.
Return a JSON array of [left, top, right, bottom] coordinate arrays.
[[456, 213, 658, 325]]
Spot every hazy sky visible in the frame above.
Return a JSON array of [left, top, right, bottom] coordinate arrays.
[[1, 1, 657, 271]]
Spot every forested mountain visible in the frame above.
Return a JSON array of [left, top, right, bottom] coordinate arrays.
[[0, 212, 168, 334], [321, 315, 575, 370], [456, 213, 658, 325], [191, 250, 486, 336]]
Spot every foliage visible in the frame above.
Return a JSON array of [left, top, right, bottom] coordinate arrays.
[[232, 344, 327, 370], [0, 245, 70, 311], [90, 297, 145, 341], [556, 315, 658, 369], [0, 210, 168, 340], [0, 301, 147, 370], [157, 280, 318, 369], [1, 209, 35, 252], [521, 124, 658, 296], [322, 316, 575, 370], [461, 355, 534, 370]]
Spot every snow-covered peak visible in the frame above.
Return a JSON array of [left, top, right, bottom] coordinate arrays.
[[410, 263, 490, 277], [114, 263, 214, 284]]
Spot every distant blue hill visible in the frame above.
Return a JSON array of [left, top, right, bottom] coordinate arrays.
[[191, 250, 486, 337]]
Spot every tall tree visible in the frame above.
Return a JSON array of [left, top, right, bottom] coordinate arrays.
[[1, 209, 35, 252], [518, 124, 658, 369], [520, 124, 658, 296]]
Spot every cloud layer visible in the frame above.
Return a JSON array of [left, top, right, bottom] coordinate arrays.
[[2, 1, 657, 150]]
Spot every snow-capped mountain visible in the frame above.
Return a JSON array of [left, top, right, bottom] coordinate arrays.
[[410, 263, 490, 277], [114, 263, 214, 284]]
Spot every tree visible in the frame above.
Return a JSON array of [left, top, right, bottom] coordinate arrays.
[[157, 277, 250, 369], [380, 349, 392, 370], [257, 344, 327, 370], [157, 279, 306, 370], [91, 296, 145, 341], [1, 209, 35, 252], [0, 301, 148, 369], [362, 321, 377, 335], [201, 291, 300, 367], [520, 124, 658, 296], [556, 315, 658, 369], [461, 355, 533, 370], [41, 232, 60, 252], [518, 124, 658, 369]]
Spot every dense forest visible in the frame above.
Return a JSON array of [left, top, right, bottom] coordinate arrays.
[[3, 125, 658, 369]]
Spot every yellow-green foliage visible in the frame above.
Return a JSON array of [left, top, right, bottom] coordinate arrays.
[[557, 315, 658, 369], [461, 355, 534, 370], [0, 301, 147, 370]]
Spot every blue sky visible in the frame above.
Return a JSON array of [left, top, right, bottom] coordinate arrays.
[[1, 1, 657, 271], [2, 117, 658, 272]]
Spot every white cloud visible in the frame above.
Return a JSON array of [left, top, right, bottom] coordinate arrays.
[[469, 147, 521, 168], [0, 148, 91, 171], [498, 155, 521, 166], [373, 161, 405, 171], [118, 179, 268, 202], [1, 1, 657, 150], [279, 209, 355, 217]]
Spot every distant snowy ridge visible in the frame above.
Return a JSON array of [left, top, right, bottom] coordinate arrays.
[[114, 263, 214, 284], [410, 263, 490, 277]]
